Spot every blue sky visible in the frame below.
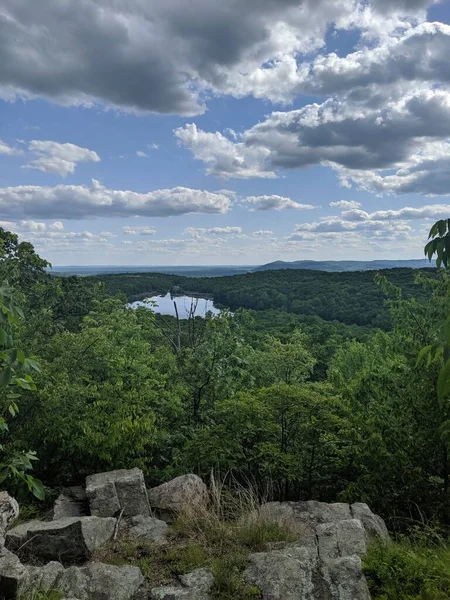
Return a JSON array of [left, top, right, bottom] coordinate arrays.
[[1, 0, 450, 265]]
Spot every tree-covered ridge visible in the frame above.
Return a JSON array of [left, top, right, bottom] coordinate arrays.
[[93, 267, 434, 329]]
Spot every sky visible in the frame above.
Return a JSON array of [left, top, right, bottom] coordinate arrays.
[[1, 0, 450, 265]]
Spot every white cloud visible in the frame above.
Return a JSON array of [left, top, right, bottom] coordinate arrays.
[[178, 87, 450, 196], [184, 226, 243, 237], [175, 124, 275, 179], [24, 141, 100, 177], [243, 195, 317, 211], [329, 200, 362, 209], [136, 151, 149, 158], [0, 180, 231, 219], [340, 204, 450, 222], [148, 143, 159, 150], [252, 230, 274, 237], [0, 140, 23, 156], [0, 0, 433, 115], [123, 226, 157, 235]]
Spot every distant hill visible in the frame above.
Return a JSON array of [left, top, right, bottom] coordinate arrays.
[[255, 259, 434, 272], [51, 265, 254, 277]]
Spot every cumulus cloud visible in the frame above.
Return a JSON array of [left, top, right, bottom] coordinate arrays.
[[178, 86, 450, 195], [243, 195, 316, 211], [24, 141, 100, 177], [0, 180, 232, 219], [0, 139, 23, 156], [0, 0, 434, 115], [136, 151, 149, 158], [184, 226, 243, 237], [175, 124, 275, 179], [329, 200, 362, 209], [340, 204, 450, 222], [123, 226, 157, 235], [252, 230, 274, 237]]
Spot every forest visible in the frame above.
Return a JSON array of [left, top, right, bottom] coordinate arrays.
[[2, 222, 450, 598]]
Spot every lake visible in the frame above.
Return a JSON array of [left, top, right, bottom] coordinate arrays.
[[130, 293, 220, 317]]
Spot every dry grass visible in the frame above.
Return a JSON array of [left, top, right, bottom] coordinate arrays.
[[95, 474, 297, 599]]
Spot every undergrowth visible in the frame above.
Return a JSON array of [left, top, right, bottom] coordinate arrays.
[[94, 476, 296, 599], [363, 533, 450, 600]]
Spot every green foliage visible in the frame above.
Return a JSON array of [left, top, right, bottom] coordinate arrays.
[[0, 284, 43, 498], [425, 219, 450, 269], [363, 538, 450, 600]]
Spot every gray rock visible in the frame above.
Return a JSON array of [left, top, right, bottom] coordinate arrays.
[[53, 486, 89, 520], [323, 556, 371, 600], [149, 568, 213, 600], [21, 561, 65, 594], [244, 546, 318, 600], [0, 546, 26, 599], [147, 475, 208, 518], [351, 502, 389, 541], [0, 491, 19, 547], [6, 516, 116, 565], [316, 519, 368, 562], [86, 468, 150, 518], [128, 515, 168, 545], [58, 562, 147, 600]]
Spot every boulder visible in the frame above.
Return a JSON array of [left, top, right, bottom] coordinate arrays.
[[0, 491, 19, 547], [244, 546, 318, 600], [147, 475, 208, 519], [53, 486, 89, 520], [21, 561, 65, 595], [86, 468, 150, 518], [58, 562, 147, 600], [351, 502, 389, 541], [242, 501, 388, 599], [0, 546, 26, 599], [150, 568, 213, 600], [127, 515, 168, 545], [6, 516, 116, 565]]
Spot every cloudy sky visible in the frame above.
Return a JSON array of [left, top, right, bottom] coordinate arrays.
[[1, 0, 450, 265]]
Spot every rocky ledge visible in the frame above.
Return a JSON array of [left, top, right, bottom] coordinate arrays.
[[0, 469, 388, 599]]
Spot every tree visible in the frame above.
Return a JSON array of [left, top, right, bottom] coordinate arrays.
[[0, 284, 43, 498]]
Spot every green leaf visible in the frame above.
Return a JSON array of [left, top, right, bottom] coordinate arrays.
[[437, 358, 450, 406], [0, 367, 12, 387], [416, 345, 432, 366], [30, 477, 45, 501]]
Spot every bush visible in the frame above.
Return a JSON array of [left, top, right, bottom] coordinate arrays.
[[363, 538, 450, 600]]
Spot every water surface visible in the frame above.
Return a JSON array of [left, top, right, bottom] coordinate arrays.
[[130, 293, 220, 317]]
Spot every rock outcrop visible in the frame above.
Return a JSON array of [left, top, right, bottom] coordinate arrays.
[[53, 486, 89, 520], [147, 474, 208, 521], [243, 500, 389, 599], [0, 471, 390, 600], [0, 492, 19, 547], [149, 568, 213, 600], [86, 468, 150, 518], [6, 516, 116, 564]]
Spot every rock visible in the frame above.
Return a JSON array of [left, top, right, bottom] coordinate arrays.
[[21, 561, 65, 595], [316, 519, 368, 561], [128, 515, 168, 545], [323, 556, 371, 600], [242, 501, 387, 599], [0, 546, 26, 599], [86, 468, 150, 518], [0, 491, 19, 547], [53, 486, 89, 520], [351, 502, 389, 541], [244, 546, 318, 600], [147, 475, 208, 519], [6, 516, 116, 565], [58, 562, 147, 600], [149, 568, 213, 600]]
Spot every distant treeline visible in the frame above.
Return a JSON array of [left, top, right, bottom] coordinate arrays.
[[91, 268, 434, 329]]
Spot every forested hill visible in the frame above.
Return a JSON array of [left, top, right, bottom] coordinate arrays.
[[256, 259, 434, 272], [93, 267, 434, 329]]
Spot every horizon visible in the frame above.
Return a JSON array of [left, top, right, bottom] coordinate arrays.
[[1, 1, 450, 263]]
